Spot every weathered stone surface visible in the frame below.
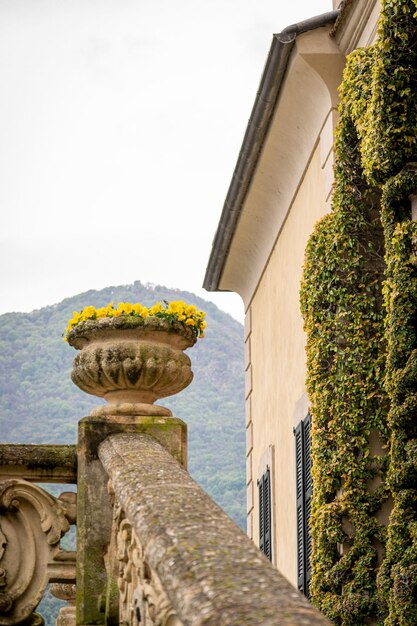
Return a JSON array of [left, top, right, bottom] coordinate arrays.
[[99, 433, 330, 626], [51, 584, 76, 626], [76, 415, 187, 626], [54, 606, 76, 626], [72, 341, 192, 403], [0, 480, 75, 626], [67, 316, 197, 350], [0, 445, 77, 483], [68, 319, 196, 417], [113, 509, 182, 626]]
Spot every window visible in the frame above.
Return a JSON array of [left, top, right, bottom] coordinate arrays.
[[294, 413, 312, 597], [258, 466, 272, 561]]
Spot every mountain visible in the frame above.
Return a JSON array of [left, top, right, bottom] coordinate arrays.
[[0, 280, 245, 528]]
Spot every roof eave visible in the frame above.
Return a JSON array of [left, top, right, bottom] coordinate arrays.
[[203, 10, 340, 293]]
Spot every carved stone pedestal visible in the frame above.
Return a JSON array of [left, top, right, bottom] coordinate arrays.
[[51, 584, 76, 626], [76, 414, 186, 626]]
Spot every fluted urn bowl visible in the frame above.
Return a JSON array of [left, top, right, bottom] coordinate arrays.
[[67, 316, 196, 417]]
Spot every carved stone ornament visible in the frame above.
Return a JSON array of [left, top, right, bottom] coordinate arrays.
[[0, 480, 75, 625], [114, 510, 183, 626], [67, 317, 196, 418]]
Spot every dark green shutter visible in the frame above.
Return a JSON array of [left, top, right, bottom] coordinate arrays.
[[295, 421, 305, 592], [259, 474, 265, 553], [304, 414, 313, 597], [294, 414, 313, 597], [258, 467, 272, 561]]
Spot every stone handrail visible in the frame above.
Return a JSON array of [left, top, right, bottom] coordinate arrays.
[[0, 444, 77, 483], [98, 432, 330, 626], [0, 430, 332, 626]]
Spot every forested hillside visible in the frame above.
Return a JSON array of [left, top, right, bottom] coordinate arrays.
[[0, 280, 246, 526], [0, 281, 246, 624]]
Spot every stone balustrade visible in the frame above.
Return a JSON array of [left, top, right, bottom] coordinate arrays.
[[97, 432, 329, 626], [0, 424, 330, 626]]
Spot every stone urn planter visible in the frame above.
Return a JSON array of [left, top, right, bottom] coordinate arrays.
[[66, 316, 196, 417]]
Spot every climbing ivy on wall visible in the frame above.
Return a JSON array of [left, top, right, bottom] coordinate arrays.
[[360, 0, 417, 185], [300, 49, 389, 625], [378, 171, 417, 625], [301, 1, 417, 624]]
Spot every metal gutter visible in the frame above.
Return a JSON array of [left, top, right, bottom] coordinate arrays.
[[203, 10, 340, 292]]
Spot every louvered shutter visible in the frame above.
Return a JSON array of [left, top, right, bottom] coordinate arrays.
[[258, 467, 272, 561], [295, 421, 305, 592], [303, 414, 313, 598], [259, 473, 265, 554], [294, 414, 313, 597], [264, 468, 272, 560]]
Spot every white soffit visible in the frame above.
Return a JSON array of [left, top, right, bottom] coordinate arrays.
[[218, 26, 344, 306]]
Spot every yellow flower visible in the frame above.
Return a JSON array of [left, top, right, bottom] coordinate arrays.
[[169, 301, 184, 314], [150, 302, 163, 315], [64, 300, 206, 341], [82, 305, 96, 318]]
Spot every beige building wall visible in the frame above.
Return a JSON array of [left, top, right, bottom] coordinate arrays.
[[245, 144, 327, 584], [243, 3, 382, 588], [207, 0, 382, 592]]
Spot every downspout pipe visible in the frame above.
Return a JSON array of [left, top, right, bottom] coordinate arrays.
[[203, 10, 340, 293]]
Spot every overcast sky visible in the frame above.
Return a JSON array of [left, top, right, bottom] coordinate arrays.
[[0, 0, 332, 322]]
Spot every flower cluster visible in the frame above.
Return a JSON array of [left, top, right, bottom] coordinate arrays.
[[64, 300, 206, 339]]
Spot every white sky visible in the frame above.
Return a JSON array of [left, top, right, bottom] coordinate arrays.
[[0, 0, 332, 322]]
